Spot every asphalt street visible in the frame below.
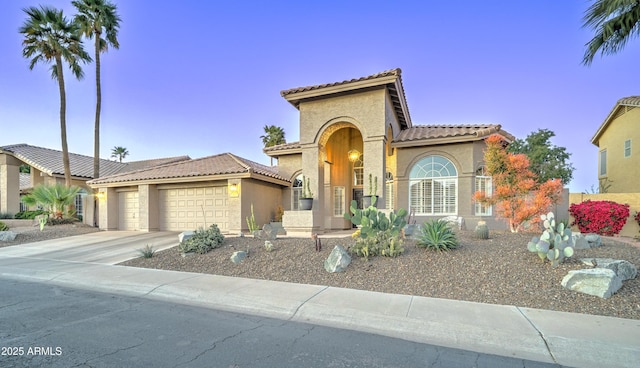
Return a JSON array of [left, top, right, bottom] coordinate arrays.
[[0, 279, 564, 368]]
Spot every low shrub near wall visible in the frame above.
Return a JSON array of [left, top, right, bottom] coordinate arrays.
[[569, 200, 629, 236]]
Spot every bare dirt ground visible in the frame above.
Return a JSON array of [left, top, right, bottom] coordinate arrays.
[[3, 224, 639, 320]]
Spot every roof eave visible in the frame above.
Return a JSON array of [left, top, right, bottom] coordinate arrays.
[[263, 147, 302, 157], [392, 136, 485, 148], [282, 75, 399, 109]]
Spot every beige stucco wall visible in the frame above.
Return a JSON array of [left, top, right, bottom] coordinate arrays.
[[597, 107, 640, 193], [0, 154, 21, 214], [235, 178, 283, 233], [569, 193, 640, 238]]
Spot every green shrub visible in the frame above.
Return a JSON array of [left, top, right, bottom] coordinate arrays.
[[0, 221, 8, 231], [349, 229, 404, 261], [0, 212, 14, 219], [15, 210, 47, 219], [178, 224, 225, 254], [417, 219, 458, 252], [137, 244, 156, 258]]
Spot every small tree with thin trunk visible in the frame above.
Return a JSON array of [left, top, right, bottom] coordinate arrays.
[[474, 134, 563, 233], [111, 146, 129, 162]]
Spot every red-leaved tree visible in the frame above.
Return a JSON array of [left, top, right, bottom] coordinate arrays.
[[474, 134, 563, 233]]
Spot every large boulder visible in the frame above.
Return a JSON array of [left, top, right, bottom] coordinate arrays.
[[572, 233, 603, 249], [580, 258, 637, 281], [324, 245, 351, 273], [0, 231, 17, 242], [442, 216, 466, 230], [561, 269, 622, 298], [230, 251, 247, 264], [178, 231, 194, 243]]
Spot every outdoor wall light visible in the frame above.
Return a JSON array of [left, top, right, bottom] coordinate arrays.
[[229, 183, 239, 197], [95, 191, 106, 201], [348, 149, 361, 163]]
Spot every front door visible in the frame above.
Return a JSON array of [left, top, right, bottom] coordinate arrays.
[[352, 188, 364, 209]]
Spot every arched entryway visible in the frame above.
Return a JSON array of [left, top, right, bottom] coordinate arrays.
[[318, 122, 364, 230]]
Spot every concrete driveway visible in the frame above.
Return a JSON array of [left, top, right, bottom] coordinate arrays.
[[0, 231, 179, 265]]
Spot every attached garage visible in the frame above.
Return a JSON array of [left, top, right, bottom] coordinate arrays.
[[118, 191, 139, 230], [159, 186, 229, 231]]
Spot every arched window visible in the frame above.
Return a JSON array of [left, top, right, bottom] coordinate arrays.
[[475, 166, 492, 216], [292, 174, 303, 210], [409, 155, 457, 215]]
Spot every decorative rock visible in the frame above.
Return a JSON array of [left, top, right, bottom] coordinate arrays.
[[572, 232, 589, 250], [561, 268, 622, 298], [580, 258, 637, 281], [264, 240, 274, 252], [442, 216, 466, 230], [230, 251, 247, 264], [0, 231, 17, 242], [324, 245, 351, 273], [178, 231, 194, 243], [584, 233, 602, 248], [262, 224, 278, 240]]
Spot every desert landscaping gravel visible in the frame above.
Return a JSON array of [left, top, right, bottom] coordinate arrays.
[[122, 230, 640, 320], [4, 224, 639, 320]]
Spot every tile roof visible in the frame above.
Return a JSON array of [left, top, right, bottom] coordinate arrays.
[[0, 144, 190, 179], [591, 96, 640, 145], [88, 152, 290, 185], [281, 69, 403, 96], [394, 124, 514, 144], [19, 173, 31, 190], [263, 141, 301, 153], [617, 96, 640, 106], [1, 144, 127, 178], [280, 68, 412, 129]]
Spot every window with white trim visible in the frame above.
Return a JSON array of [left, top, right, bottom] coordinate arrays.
[[599, 149, 607, 176], [385, 172, 394, 210], [333, 186, 345, 216], [74, 189, 87, 219], [475, 166, 492, 216], [292, 174, 303, 210], [624, 139, 632, 158], [409, 155, 458, 215], [353, 156, 364, 186]]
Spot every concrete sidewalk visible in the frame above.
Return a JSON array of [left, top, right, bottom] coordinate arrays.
[[1, 232, 639, 368]]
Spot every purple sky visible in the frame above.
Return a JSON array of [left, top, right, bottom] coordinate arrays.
[[1, 0, 638, 193]]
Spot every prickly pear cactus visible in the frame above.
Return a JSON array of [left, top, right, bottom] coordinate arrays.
[[474, 221, 489, 239], [527, 212, 574, 267]]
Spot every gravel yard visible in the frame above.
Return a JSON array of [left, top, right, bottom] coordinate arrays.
[[3, 223, 639, 320], [121, 230, 640, 320]]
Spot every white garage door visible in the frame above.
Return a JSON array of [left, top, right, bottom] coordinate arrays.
[[118, 191, 139, 230], [159, 186, 228, 232]]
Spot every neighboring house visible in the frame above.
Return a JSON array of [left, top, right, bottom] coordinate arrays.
[[591, 96, 640, 193], [88, 69, 515, 234], [0, 143, 189, 224]]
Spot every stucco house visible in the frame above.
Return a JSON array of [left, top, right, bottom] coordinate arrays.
[[0, 143, 189, 224], [591, 96, 640, 193], [88, 69, 515, 234]]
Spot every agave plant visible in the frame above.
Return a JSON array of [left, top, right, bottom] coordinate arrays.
[[416, 219, 458, 252]]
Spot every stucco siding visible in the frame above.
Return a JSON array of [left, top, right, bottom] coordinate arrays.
[[238, 179, 283, 232], [597, 107, 640, 193]]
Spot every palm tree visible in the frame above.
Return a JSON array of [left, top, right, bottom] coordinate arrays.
[[260, 125, 286, 147], [20, 6, 91, 187], [111, 146, 129, 162], [582, 0, 640, 65], [21, 184, 81, 219], [260, 125, 286, 165], [72, 0, 121, 179]]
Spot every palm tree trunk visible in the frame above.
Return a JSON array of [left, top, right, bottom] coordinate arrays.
[[93, 35, 101, 179], [55, 55, 72, 187]]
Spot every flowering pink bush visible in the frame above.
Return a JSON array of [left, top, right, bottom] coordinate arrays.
[[569, 200, 629, 236]]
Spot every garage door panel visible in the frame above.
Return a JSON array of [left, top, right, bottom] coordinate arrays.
[[118, 192, 139, 230], [159, 187, 228, 232]]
